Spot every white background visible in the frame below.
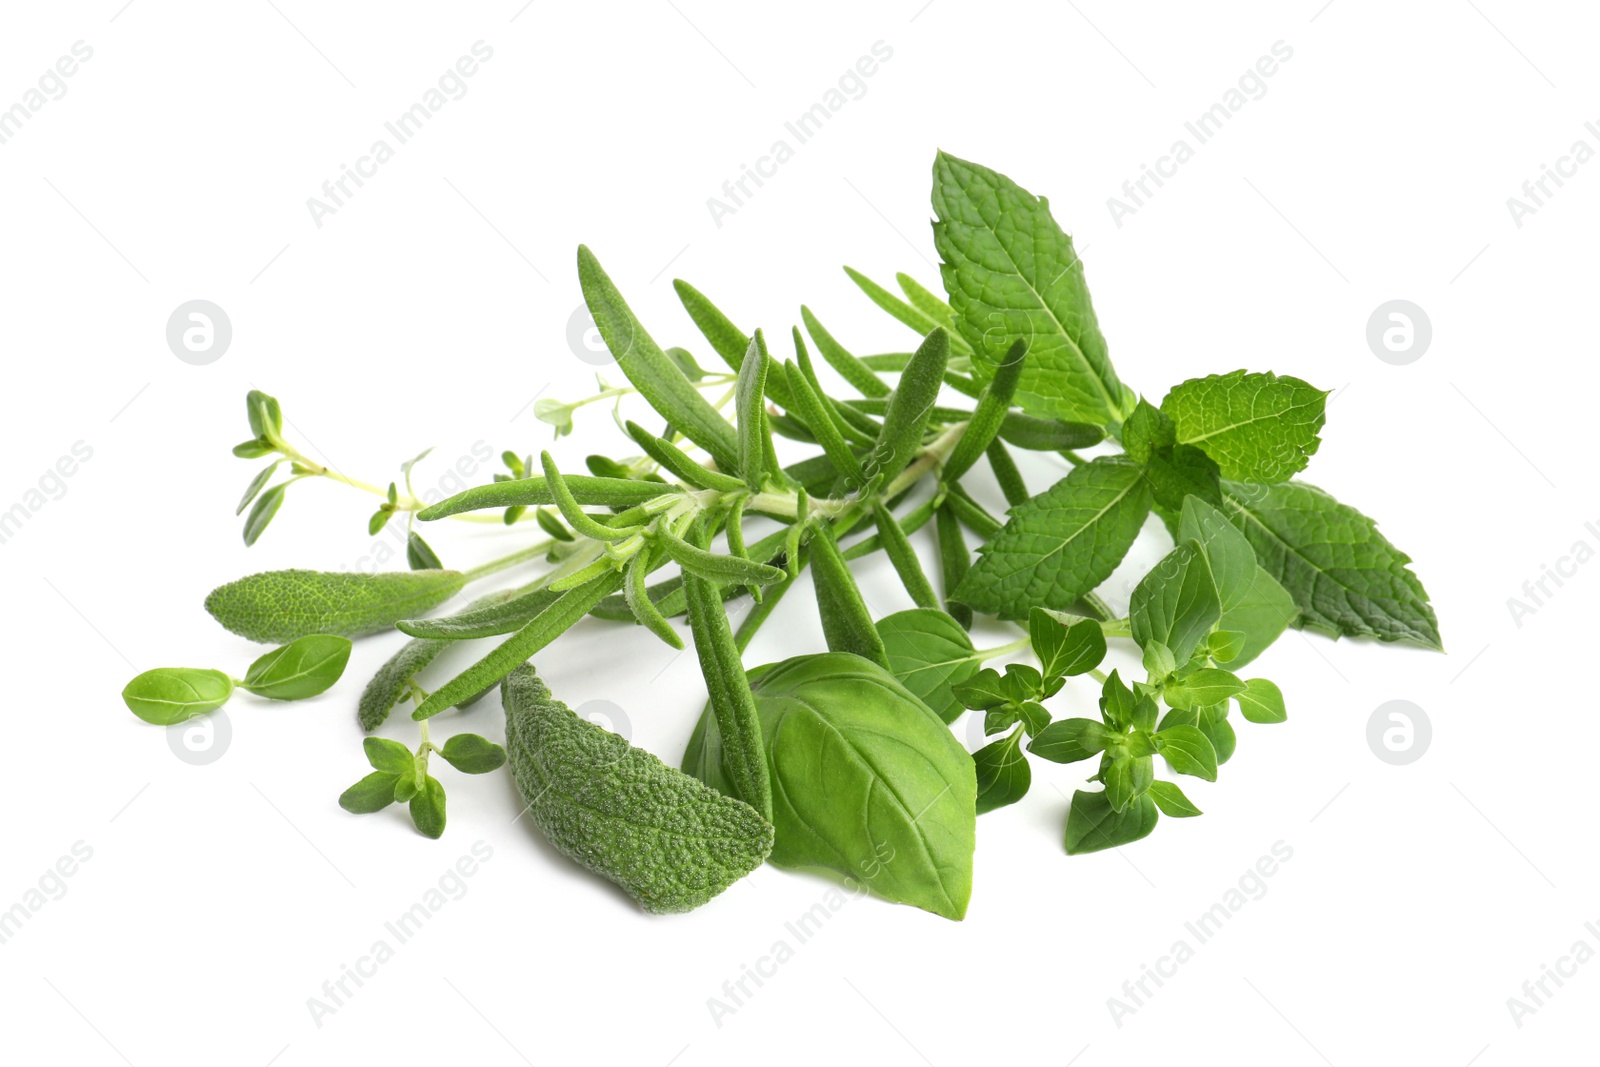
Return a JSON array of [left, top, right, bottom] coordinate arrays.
[[0, 1, 1593, 1063]]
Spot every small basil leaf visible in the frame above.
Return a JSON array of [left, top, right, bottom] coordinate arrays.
[[239, 635, 353, 700], [339, 772, 399, 814], [1207, 629, 1247, 663], [974, 727, 1031, 815], [1147, 780, 1203, 818], [363, 737, 414, 775], [1164, 667, 1247, 711], [1154, 725, 1219, 782], [1016, 701, 1051, 738], [121, 668, 235, 725], [1130, 695, 1159, 733], [1029, 609, 1108, 681], [439, 733, 508, 775], [1027, 718, 1116, 764], [409, 775, 447, 838], [1065, 789, 1158, 855], [1198, 704, 1238, 764], [951, 667, 1009, 711], [1104, 754, 1154, 813], [1235, 678, 1287, 724], [1001, 663, 1044, 704], [1099, 670, 1136, 729]]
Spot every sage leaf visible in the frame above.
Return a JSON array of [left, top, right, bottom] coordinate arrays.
[[874, 608, 983, 724], [504, 665, 773, 914], [359, 638, 444, 730], [1065, 789, 1158, 855], [409, 775, 447, 838], [1154, 725, 1219, 781], [1146, 780, 1202, 818], [1129, 542, 1221, 665], [121, 668, 234, 725], [239, 635, 352, 700], [932, 151, 1132, 425], [954, 457, 1151, 620], [439, 733, 507, 774], [578, 246, 739, 471], [1235, 678, 1287, 724], [974, 727, 1031, 814], [1221, 480, 1442, 649], [206, 568, 467, 644], [339, 772, 398, 814], [1161, 370, 1328, 483]]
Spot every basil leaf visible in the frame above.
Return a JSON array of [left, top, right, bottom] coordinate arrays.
[[206, 568, 467, 644], [578, 246, 739, 471], [748, 653, 977, 920], [1104, 754, 1154, 812], [1163, 668, 1246, 711], [1207, 629, 1247, 663], [1235, 678, 1287, 724], [409, 775, 447, 839], [506, 665, 773, 913], [1146, 780, 1203, 818], [955, 457, 1151, 619], [339, 772, 399, 814], [951, 667, 1009, 711], [1065, 789, 1158, 855], [1197, 704, 1238, 764], [1099, 670, 1137, 730], [439, 733, 508, 774], [1154, 725, 1219, 782], [1221, 480, 1442, 649], [1161, 370, 1328, 483], [1016, 701, 1051, 738], [1027, 717, 1117, 764], [932, 151, 1132, 424], [239, 635, 352, 700], [974, 727, 1031, 814], [1130, 542, 1221, 665], [875, 608, 983, 724], [121, 668, 234, 725], [1029, 608, 1106, 682]]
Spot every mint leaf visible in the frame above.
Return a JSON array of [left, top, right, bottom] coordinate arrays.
[[955, 457, 1151, 619], [1222, 480, 1442, 648], [932, 152, 1132, 425], [1161, 371, 1328, 483]]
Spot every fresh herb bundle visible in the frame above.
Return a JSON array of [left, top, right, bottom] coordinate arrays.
[[124, 151, 1440, 919]]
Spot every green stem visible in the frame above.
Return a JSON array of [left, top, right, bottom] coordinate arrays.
[[973, 636, 1031, 661], [462, 538, 557, 582]]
